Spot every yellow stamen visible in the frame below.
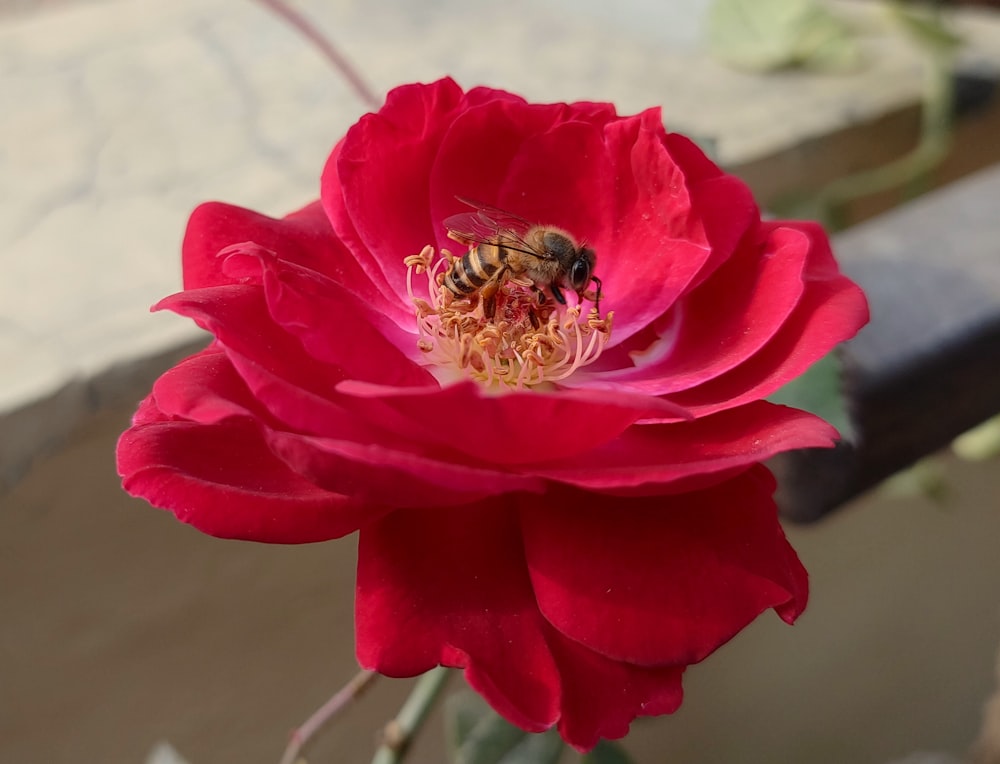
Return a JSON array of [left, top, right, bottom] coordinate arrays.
[[404, 246, 613, 390]]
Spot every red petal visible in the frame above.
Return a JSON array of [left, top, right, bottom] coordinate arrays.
[[532, 401, 837, 494], [678, 174, 760, 290], [320, 139, 421, 332], [183, 201, 326, 286], [572, 223, 808, 393], [426, 101, 591, 261], [149, 342, 382, 450], [522, 466, 808, 666], [220, 343, 385, 441], [546, 626, 684, 750], [243, 245, 430, 379], [184, 200, 415, 337], [157, 282, 415, 442], [149, 346, 271, 425], [327, 79, 470, 308], [117, 415, 373, 543], [266, 430, 544, 508], [571, 222, 868, 408], [663, 132, 724, 185], [496, 120, 614, 248], [155, 283, 351, 399], [355, 501, 561, 731], [157, 277, 430, 415], [155, 286, 401, 442], [668, 223, 870, 413], [591, 110, 726, 342], [334, 379, 689, 465]]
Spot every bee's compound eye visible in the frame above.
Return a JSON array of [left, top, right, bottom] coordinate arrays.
[[570, 258, 591, 290]]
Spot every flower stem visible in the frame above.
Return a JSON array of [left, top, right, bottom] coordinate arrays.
[[278, 669, 378, 764], [371, 667, 452, 764], [814, 7, 955, 230], [251, 0, 381, 110]]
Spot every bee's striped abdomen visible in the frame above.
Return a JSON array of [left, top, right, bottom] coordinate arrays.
[[444, 245, 503, 296]]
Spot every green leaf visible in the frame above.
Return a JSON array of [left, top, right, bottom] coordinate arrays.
[[887, 2, 963, 54], [498, 731, 564, 764], [707, 0, 860, 72], [879, 457, 950, 503], [767, 351, 854, 441], [445, 691, 494, 755], [581, 740, 637, 764], [456, 714, 527, 764], [953, 414, 1000, 461], [445, 691, 562, 764], [145, 742, 192, 764]]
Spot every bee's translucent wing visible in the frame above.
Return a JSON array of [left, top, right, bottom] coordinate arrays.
[[444, 197, 551, 259]]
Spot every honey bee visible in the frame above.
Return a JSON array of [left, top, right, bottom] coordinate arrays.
[[442, 197, 602, 320]]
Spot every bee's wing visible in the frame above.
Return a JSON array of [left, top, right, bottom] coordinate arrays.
[[444, 197, 553, 260]]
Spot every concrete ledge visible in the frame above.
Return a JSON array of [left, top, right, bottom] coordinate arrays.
[[3, 0, 1000, 490]]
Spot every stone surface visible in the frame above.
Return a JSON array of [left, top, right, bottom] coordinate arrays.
[[2, 0, 1000, 487]]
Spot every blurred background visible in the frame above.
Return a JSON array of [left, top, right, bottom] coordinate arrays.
[[2, 1, 1000, 762]]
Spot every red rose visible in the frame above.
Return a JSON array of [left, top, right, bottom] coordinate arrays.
[[117, 78, 868, 749]]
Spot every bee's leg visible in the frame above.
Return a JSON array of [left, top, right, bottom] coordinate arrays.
[[550, 284, 567, 305], [483, 292, 497, 320], [531, 285, 547, 306], [591, 276, 603, 300], [581, 276, 603, 314], [591, 276, 603, 315], [480, 268, 507, 320]]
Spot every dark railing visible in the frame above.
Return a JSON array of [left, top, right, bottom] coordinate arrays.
[[774, 163, 1000, 521]]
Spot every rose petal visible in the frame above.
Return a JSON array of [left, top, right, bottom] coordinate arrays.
[[151, 340, 383, 445], [663, 132, 724, 185], [182, 201, 364, 294], [155, 285, 407, 441], [492, 121, 613, 244], [680, 174, 760, 290], [545, 625, 684, 750], [571, 222, 868, 406], [329, 79, 474, 307], [591, 110, 724, 341], [150, 345, 273, 425], [531, 401, 837, 494], [427, 98, 587, 244], [522, 466, 808, 666], [245, 245, 430, 378], [157, 274, 431, 400], [334, 379, 689, 465], [320, 139, 420, 333], [667, 223, 870, 413], [155, 283, 351, 396], [355, 501, 561, 731], [222, 344, 387, 440], [117, 415, 372, 543], [573, 220, 808, 392], [267, 430, 544, 508]]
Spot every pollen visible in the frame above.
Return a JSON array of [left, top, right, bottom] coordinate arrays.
[[404, 245, 613, 389]]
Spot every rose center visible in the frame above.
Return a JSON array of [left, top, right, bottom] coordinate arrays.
[[404, 245, 613, 389]]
